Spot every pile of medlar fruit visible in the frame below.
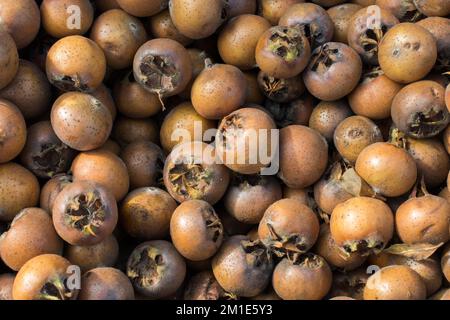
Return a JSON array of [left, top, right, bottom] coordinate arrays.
[[0, 0, 449, 301]]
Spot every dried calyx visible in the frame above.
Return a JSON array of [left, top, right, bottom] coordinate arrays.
[[264, 223, 308, 259], [291, 253, 323, 268], [407, 107, 449, 138], [53, 75, 88, 92], [65, 192, 106, 236], [202, 207, 223, 242], [32, 143, 69, 177], [310, 44, 340, 74], [127, 246, 165, 288], [232, 174, 264, 189], [360, 25, 387, 57], [343, 238, 384, 256], [268, 26, 306, 62], [219, 113, 244, 150], [401, 0, 423, 22], [241, 239, 272, 268], [139, 54, 178, 99], [260, 75, 289, 101], [264, 98, 308, 127], [169, 161, 213, 199], [38, 275, 75, 300]]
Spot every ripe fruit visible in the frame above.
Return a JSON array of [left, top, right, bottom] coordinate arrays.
[[113, 116, 158, 146], [272, 254, 332, 300], [224, 174, 282, 224], [395, 194, 450, 245], [0, 208, 63, 271], [416, 17, 450, 70], [71, 150, 130, 201], [355, 142, 417, 197], [228, 0, 257, 18], [375, 0, 422, 21], [329, 268, 368, 300], [348, 67, 403, 120], [414, 0, 450, 17], [170, 200, 224, 261], [191, 63, 247, 120], [0, 99, 26, 163], [257, 71, 305, 103], [147, 10, 192, 46], [126, 240, 186, 299], [258, 198, 320, 256], [258, 0, 305, 25], [218, 14, 271, 70], [78, 267, 134, 300], [308, 100, 352, 141], [40, 174, 72, 214], [163, 141, 230, 204], [327, 3, 363, 44], [279, 125, 328, 188], [120, 141, 165, 189], [13, 254, 78, 300], [0, 31, 19, 90], [46, 36, 106, 92], [334, 116, 383, 163], [19, 121, 75, 179], [120, 187, 177, 240], [363, 265, 426, 300], [184, 271, 225, 300], [255, 25, 311, 79], [41, 0, 94, 38], [391, 81, 448, 138], [215, 107, 277, 174], [0, 163, 40, 222], [212, 235, 273, 297], [133, 39, 192, 98], [52, 180, 118, 246], [378, 23, 437, 83], [116, 0, 168, 17], [0, 274, 14, 300], [330, 197, 394, 255], [169, 0, 227, 39], [90, 9, 147, 70], [303, 42, 362, 101]]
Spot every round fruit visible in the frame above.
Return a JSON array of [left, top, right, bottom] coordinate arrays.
[[327, 3, 363, 44], [40, 174, 72, 214], [257, 71, 305, 103], [414, 0, 450, 17], [0, 99, 26, 163], [0, 31, 19, 90], [52, 180, 118, 246], [113, 116, 158, 146], [116, 0, 168, 17], [258, 0, 305, 25], [147, 10, 192, 46], [78, 267, 134, 300], [308, 100, 352, 141], [120, 187, 177, 240], [183, 271, 225, 300]]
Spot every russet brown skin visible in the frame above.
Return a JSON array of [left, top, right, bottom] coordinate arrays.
[[265, 94, 315, 127], [303, 42, 362, 101], [52, 180, 118, 246], [0, 163, 40, 222], [279, 3, 334, 48], [334, 116, 383, 163], [96, 0, 120, 12], [395, 194, 450, 245], [120, 187, 177, 240], [0, 99, 26, 163], [0, 60, 50, 119], [212, 235, 273, 297], [113, 116, 159, 146], [257, 71, 305, 103], [0, 208, 63, 271], [416, 17, 450, 68], [41, 0, 94, 38], [40, 174, 73, 214], [71, 150, 130, 201], [46, 36, 106, 92], [347, 7, 399, 65], [0, 31, 19, 90], [65, 235, 119, 273], [90, 9, 147, 70], [279, 125, 328, 188], [368, 251, 442, 296], [0, 0, 40, 49], [90, 84, 117, 121], [258, 0, 305, 25], [355, 142, 417, 197], [313, 225, 366, 271], [51, 92, 112, 151], [114, 72, 162, 119], [348, 67, 403, 120], [228, 0, 257, 17], [282, 186, 312, 206], [216, 107, 277, 174], [178, 48, 209, 99], [405, 138, 450, 188], [133, 39, 192, 98], [255, 25, 311, 79], [224, 175, 282, 224], [126, 240, 186, 299], [13, 254, 79, 300], [0, 274, 14, 300], [327, 4, 363, 44], [96, 139, 121, 155], [191, 63, 247, 120], [19, 121, 76, 179], [170, 200, 224, 261], [78, 267, 134, 300], [364, 265, 426, 300], [414, 0, 450, 17], [272, 254, 332, 300], [169, 0, 226, 39], [184, 271, 225, 300], [391, 81, 448, 138], [375, 0, 421, 21], [160, 102, 216, 153], [329, 268, 369, 300], [163, 141, 230, 205], [117, 0, 168, 17], [147, 10, 192, 47], [120, 141, 165, 189], [330, 197, 394, 254], [244, 72, 265, 104], [308, 100, 352, 141], [218, 14, 271, 70], [378, 23, 437, 83]]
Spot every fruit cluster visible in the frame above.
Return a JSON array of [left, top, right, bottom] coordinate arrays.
[[0, 0, 450, 301]]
